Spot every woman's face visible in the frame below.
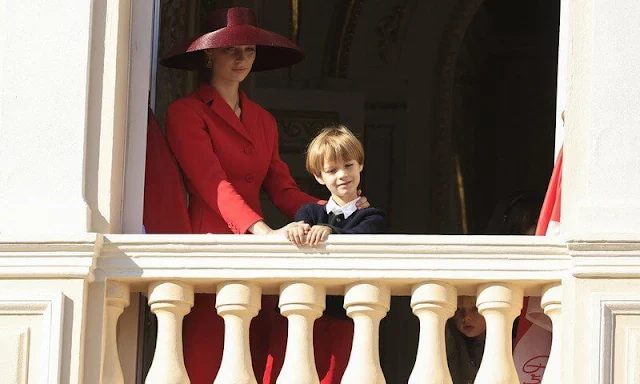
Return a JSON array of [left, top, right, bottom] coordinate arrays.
[[205, 45, 256, 84]]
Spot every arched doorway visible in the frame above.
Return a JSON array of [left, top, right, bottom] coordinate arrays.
[[431, 0, 561, 234]]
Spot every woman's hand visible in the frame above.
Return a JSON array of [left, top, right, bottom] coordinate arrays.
[[247, 220, 276, 235], [281, 221, 310, 246], [247, 220, 273, 235], [356, 190, 370, 209], [306, 225, 332, 246]]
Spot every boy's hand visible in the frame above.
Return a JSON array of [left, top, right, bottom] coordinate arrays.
[[282, 221, 310, 246], [306, 225, 332, 246]]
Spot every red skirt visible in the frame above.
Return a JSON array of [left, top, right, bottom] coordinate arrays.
[[183, 294, 353, 384]]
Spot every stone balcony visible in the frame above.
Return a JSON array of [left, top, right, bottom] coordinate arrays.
[[101, 234, 567, 384], [4, 234, 640, 383]]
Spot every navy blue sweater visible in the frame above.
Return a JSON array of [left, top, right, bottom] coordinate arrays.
[[295, 202, 387, 318], [294, 203, 387, 234]]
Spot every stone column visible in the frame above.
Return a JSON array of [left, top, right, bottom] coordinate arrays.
[[341, 282, 390, 384], [277, 282, 326, 384], [474, 283, 523, 384], [541, 283, 562, 384], [215, 282, 262, 384], [563, 1, 640, 381], [564, 0, 640, 235], [146, 281, 194, 384], [408, 282, 457, 384], [101, 281, 130, 384]]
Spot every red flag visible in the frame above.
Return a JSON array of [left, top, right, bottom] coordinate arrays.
[[535, 146, 563, 236], [513, 145, 563, 383]]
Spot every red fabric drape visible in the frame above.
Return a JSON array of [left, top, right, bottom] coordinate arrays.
[[143, 109, 192, 234]]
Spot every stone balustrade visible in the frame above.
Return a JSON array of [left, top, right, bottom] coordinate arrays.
[[102, 279, 561, 384], [95, 234, 568, 384]]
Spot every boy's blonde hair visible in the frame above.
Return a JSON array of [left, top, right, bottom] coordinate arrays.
[[305, 125, 364, 176]]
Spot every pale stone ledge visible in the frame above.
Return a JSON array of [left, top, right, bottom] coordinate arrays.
[[568, 235, 640, 277], [0, 233, 101, 280], [98, 235, 570, 295], [4, 234, 640, 290]]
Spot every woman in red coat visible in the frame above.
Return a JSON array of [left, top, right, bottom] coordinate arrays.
[[160, 7, 364, 383]]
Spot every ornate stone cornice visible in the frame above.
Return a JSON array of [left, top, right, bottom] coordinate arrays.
[[567, 236, 640, 278], [0, 233, 101, 280]]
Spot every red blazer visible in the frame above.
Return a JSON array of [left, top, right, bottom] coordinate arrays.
[[165, 82, 317, 234]]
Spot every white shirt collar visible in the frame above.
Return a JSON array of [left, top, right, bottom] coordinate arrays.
[[325, 197, 360, 219]]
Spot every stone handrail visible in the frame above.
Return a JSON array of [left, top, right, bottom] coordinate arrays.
[[96, 234, 568, 292]]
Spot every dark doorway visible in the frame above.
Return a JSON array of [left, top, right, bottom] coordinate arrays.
[[144, 0, 562, 382], [433, 0, 560, 235]]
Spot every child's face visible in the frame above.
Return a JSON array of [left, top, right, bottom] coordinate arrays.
[[314, 157, 363, 205], [453, 296, 486, 338]]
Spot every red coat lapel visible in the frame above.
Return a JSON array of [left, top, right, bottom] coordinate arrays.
[[196, 83, 253, 143], [239, 90, 259, 132]]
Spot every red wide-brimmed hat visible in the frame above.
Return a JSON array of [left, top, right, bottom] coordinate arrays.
[[160, 7, 304, 72]]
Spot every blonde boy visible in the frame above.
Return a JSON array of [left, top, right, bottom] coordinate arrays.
[[285, 125, 386, 245]]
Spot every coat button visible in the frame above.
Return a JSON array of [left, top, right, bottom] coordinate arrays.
[[245, 174, 254, 183], [244, 147, 253, 155]]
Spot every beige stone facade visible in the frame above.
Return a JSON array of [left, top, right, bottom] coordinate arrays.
[[2, 1, 640, 383]]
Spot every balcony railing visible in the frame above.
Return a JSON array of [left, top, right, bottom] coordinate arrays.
[[96, 234, 568, 384]]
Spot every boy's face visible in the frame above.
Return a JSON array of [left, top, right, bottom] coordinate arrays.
[[314, 157, 363, 205], [453, 296, 486, 338]]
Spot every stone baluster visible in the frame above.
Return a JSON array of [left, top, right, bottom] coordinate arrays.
[[474, 283, 523, 384], [145, 281, 194, 384], [101, 281, 130, 384], [541, 283, 562, 384], [215, 282, 262, 384], [341, 283, 390, 384], [408, 282, 457, 384], [276, 282, 326, 384]]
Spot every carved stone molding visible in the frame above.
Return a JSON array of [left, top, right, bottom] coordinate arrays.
[[270, 110, 340, 152], [375, 0, 412, 63], [0, 293, 65, 383], [0, 234, 100, 279], [588, 292, 640, 383], [326, 0, 366, 78], [431, 0, 487, 233], [569, 238, 640, 277]]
